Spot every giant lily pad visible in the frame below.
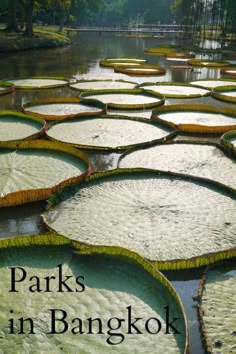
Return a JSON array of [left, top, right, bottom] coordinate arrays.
[[198, 264, 236, 354], [114, 65, 166, 76], [8, 77, 68, 89], [190, 79, 236, 89], [70, 79, 136, 91], [0, 111, 45, 142], [119, 142, 236, 190], [139, 82, 210, 98], [43, 169, 236, 269], [23, 97, 106, 120], [0, 81, 15, 95], [189, 59, 230, 67], [221, 67, 236, 76], [165, 53, 194, 61], [100, 58, 147, 68], [0, 236, 188, 353], [46, 116, 175, 151], [221, 130, 236, 153], [152, 104, 236, 133], [145, 47, 176, 55], [80, 89, 164, 110], [0, 140, 91, 207], [212, 86, 236, 103]]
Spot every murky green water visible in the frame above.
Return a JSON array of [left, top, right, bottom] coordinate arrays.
[[1, 32, 236, 354]]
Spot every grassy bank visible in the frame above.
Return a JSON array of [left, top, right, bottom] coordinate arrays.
[[0, 26, 71, 52]]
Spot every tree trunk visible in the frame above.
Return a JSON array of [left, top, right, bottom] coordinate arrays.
[[7, 0, 19, 32], [19, 0, 35, 36]]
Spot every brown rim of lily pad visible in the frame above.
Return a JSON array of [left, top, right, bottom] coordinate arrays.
[[221, 130, 236, 154], [221, 67, 236, 76], [22, 97, 107, 120], [45, 115, 177, 152], [0, 110, 46, 142], [69, 79, 136, 91], [151, 104, 236, 134], [189, 59, 230, 67], [7, 76, 69, 90], [137, 82, 210, 99], [0, 81, 15, 95], [80, 88, 165, 110], [212, 85, 236, 103], [99, 58, 147, 68], [0, 140, 92, 208], [114, 65, 166, 76], [0, 234, 190, 354]]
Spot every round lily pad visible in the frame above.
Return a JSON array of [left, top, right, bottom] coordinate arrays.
[[0, 237, 188, 353], [8, 77, 68, 89], [221, 67, 236, 76], [43, 169, 236, 269], [189, 59, 230, 67], [145, 47, 176, 55], [212, 86, 236, 103], [0, 111, 45, 142], [114, 65, 166, 76], [0, 140, 91, 207], [165, 53, 194, 61], [23, 97, 106, 120], [119, 142, 236, 190], [139, 82, 210, 98], [70, 80, 136, 91], [198, 264, 236, 354], [152, 104, 236, 133], [80, 89, 164, 110], [46, 116, 174, 151], [190, 79, 236, 89], [100, 58, 147, 68], [221, 130, 236, 153], [0, 81, 15, 95]]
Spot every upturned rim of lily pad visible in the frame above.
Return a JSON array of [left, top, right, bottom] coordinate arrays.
[[0, 81, 15, 95], [114, 65, 166, 76], [0, 140, 92, 208], [151, 104, 236, 133], [80, 88, 165, 109], [0, 233, 190, 354], [22, 97, 107, 120], [46, 114, 177, 151], [137, 82, 210, 98], [221, 130, 236, 154], [6, 76, 69, 89], [43, 168, 236, 270], [212, 85, 236, 103], [0, 110, 46, 142]]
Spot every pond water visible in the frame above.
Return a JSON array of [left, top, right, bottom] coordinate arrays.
[[0, 32, 236, 354]]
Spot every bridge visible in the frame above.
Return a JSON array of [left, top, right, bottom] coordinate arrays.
[[65, 24, 188, 35]]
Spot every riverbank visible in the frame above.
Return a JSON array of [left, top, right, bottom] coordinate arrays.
[[0, 27, 71, 52]]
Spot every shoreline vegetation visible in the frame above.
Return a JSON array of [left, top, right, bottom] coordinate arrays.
[[0, 25, 70, 52]]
